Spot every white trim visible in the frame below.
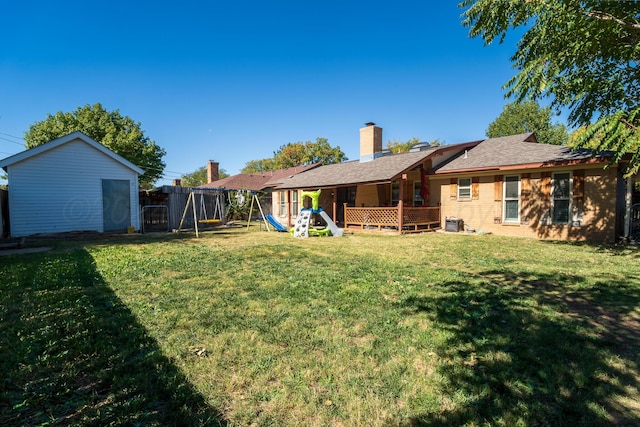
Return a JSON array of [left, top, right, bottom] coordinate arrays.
[[503, 174, 520, 223], [458, 177, 471, 199], [0, 131, 144, 175]]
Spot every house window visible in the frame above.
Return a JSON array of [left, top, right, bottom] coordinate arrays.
[[279, 191, 286, 216], [458, 178, 472, 199], [391, 183, 400, 206], [503, 175, 520, 223], [413, 182, 424, 206], [290, 190, 299, 216], [552, 172, 571, 224]]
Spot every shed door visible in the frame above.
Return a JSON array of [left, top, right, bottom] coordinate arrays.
[[102, 179, 131, 232]]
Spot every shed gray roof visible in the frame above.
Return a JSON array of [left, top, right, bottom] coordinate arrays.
[[435, 133, 608, 173], [277, 146, 444, 190]]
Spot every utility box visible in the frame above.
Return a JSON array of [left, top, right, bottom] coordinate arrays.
[[445, 217, 464, 232]]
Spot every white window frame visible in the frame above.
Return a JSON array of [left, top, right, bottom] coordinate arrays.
[[290, 190, 299, 216], [279, 191, 286, 217], [503, 175, 520, 223], [458, 178, 472, 199], [552, 172, 572, 224]]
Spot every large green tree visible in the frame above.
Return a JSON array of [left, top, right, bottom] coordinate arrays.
[[487, 101, 568, 145], [25, 103, 166, 188], [241, 158, 276, 174], [242, 138, 346, 173], [273, 137, 347, 169], [181, 164, 229, 187], [460, 0, 640, 174]]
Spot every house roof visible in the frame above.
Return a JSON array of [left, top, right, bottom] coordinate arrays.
[[276, 143, 478, 190], [434, 133, 610, 173], [0, 131, 145, 174], [199, 164, 319, 191]]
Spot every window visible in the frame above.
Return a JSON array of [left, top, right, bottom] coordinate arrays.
[[290, 190, 299, 216], [552, 172, 571, 223], [458, 178, 471, 199], [413, 182, 424, 206], [279, 191, 286, 216], [391, 182, 400, 206], [503, 175, 520, 223]]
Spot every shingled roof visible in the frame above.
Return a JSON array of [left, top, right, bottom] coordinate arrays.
[[199, 164, 319, 191], [277, 145, 454, 190], [435, 133, 609, 173]]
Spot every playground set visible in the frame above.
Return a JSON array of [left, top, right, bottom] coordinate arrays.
[[247, 190, 344, 238], [247, 189, 343, 237], [175, 188, 343, 238]]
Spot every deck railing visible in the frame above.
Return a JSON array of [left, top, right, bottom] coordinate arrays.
[[343, 205, 440, 233]]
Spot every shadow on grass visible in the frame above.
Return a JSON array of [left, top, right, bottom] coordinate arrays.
[[399, 269, 640, 426], [0, 249, 226, 426]]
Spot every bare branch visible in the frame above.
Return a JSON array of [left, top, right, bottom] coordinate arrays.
[[587, 10, 640, 32]]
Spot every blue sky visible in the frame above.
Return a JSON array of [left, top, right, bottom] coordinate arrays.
[[1, 1, 530, 185]]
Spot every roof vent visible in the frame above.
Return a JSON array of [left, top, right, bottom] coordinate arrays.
[[409, 142, 430, 152], [373, 149, 392, 159]]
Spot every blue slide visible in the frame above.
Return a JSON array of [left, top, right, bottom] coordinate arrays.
[[264, 213, 289, 232]]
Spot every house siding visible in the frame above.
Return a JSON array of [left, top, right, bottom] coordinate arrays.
[[432, 166, 618, 242], [6, 139, 140, 237]]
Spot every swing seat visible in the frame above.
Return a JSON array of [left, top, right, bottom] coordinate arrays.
[[198, 219, 221, 224]]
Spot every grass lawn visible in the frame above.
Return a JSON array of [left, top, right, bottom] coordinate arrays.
[[1, 227, 639, 426]]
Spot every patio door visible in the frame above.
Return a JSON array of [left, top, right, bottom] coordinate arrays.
[[102, 179, 131, 232], [336, 186, 357, 225]]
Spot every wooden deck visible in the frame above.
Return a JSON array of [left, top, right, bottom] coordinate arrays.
[[344, 205, 440, 234]]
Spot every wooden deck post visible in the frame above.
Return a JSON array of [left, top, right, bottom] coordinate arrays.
[[397, 176, 405, 234]]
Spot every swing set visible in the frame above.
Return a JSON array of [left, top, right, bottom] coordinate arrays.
[[177, 191, 224, 237]]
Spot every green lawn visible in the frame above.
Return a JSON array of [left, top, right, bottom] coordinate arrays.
[[1, 228, 639, 426]]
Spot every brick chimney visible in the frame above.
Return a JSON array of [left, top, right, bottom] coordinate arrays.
[[172, 178, 182, 186], [360, 122, 382, 162], [207, 161, 219, 183]]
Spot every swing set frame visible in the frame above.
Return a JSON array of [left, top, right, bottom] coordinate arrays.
[[177, 191, 224, 237]]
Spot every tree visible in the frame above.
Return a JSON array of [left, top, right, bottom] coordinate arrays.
[[241, 158, 276, 174], [24, 103, 166, 187], [181, 164, 229, 187], [272, 138, 347, 169], [242, 138, 346, 173], [387, 137, 420, 153], [386, 137, 443, 153], [487, 101, 568, 145], [460, 0, 640, 174]]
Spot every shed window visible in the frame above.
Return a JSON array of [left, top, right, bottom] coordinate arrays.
[[552, 172, 571, 224], [503, 175, 520, 223], [458, 178, 471, 199]]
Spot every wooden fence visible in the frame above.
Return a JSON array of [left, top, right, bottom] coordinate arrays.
[[140, 186, 226, 232]]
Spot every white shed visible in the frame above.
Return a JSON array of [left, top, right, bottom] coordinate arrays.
[[0, 131, 144, 237]]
